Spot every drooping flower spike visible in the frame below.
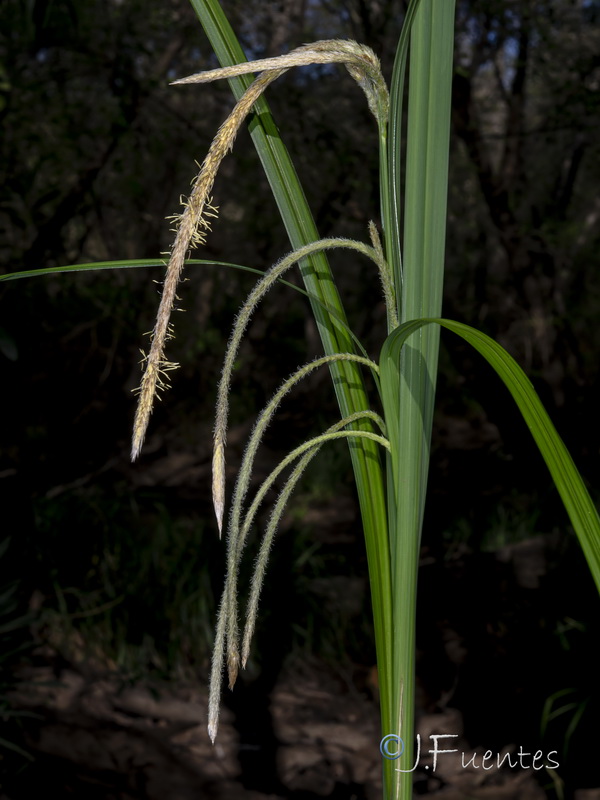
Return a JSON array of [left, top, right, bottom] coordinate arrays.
[[220, 351, 380, 690], [131, 39, 390, 462], [207, 400, 389, 744], [131, 68, 285, 462], [173, 39, 389, 130], [212, 236, 393, 535]]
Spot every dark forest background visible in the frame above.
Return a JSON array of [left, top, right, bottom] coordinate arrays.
[[1, 1, 599, 798]]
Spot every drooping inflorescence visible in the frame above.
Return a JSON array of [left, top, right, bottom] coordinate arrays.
[[132, 39, 391, 463]]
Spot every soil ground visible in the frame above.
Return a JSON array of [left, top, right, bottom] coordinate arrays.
[[3, 655, 585, 800]]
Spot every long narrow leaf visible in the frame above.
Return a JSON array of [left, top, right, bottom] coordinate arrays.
[[381, 318, 600, 593], [383, 0, 423, 287], [1, 258, 372, 360], [0, 259, 251, 282], [384, 3, 456, 797]]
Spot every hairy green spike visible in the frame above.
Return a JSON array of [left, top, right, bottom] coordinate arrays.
[[241, 411, 388, 668], [212, 237, 380, 534], [220, 352, 378, 688]]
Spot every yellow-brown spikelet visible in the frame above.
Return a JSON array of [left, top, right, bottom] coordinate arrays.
[[212, 440, 225, 537], [173, 39, 389, 127], [227, 648, 239, 691], [131, 350, 179, 454], [130, 68, 284, 462]]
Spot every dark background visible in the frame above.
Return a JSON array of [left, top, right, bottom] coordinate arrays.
[[1, 1, 599, 798]]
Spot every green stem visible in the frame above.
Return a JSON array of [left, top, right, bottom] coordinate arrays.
[[386, 1, 456, 797]]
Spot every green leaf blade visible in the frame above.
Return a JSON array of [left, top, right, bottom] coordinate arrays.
[[381, 317, 600, 594]]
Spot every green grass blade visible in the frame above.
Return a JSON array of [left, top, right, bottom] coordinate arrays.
[[188, 0, 393, 743], [0, 259, 253, 282], [381, 318, 600, 593], [400, 0, 456, 518], [0, 737, 34, 761], [383, 0, 423, 289], [1, 258, 372, 361], [383, 2, 456, 796]]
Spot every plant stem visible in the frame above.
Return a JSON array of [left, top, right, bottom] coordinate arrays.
[[385, 1, 456, 797]]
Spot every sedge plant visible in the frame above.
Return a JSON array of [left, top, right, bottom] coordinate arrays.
[[127, 1, 600, 798], [3, 1, 599, 799]]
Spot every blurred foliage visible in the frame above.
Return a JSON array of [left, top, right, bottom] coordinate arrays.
[[31, 486, 218, 676]]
